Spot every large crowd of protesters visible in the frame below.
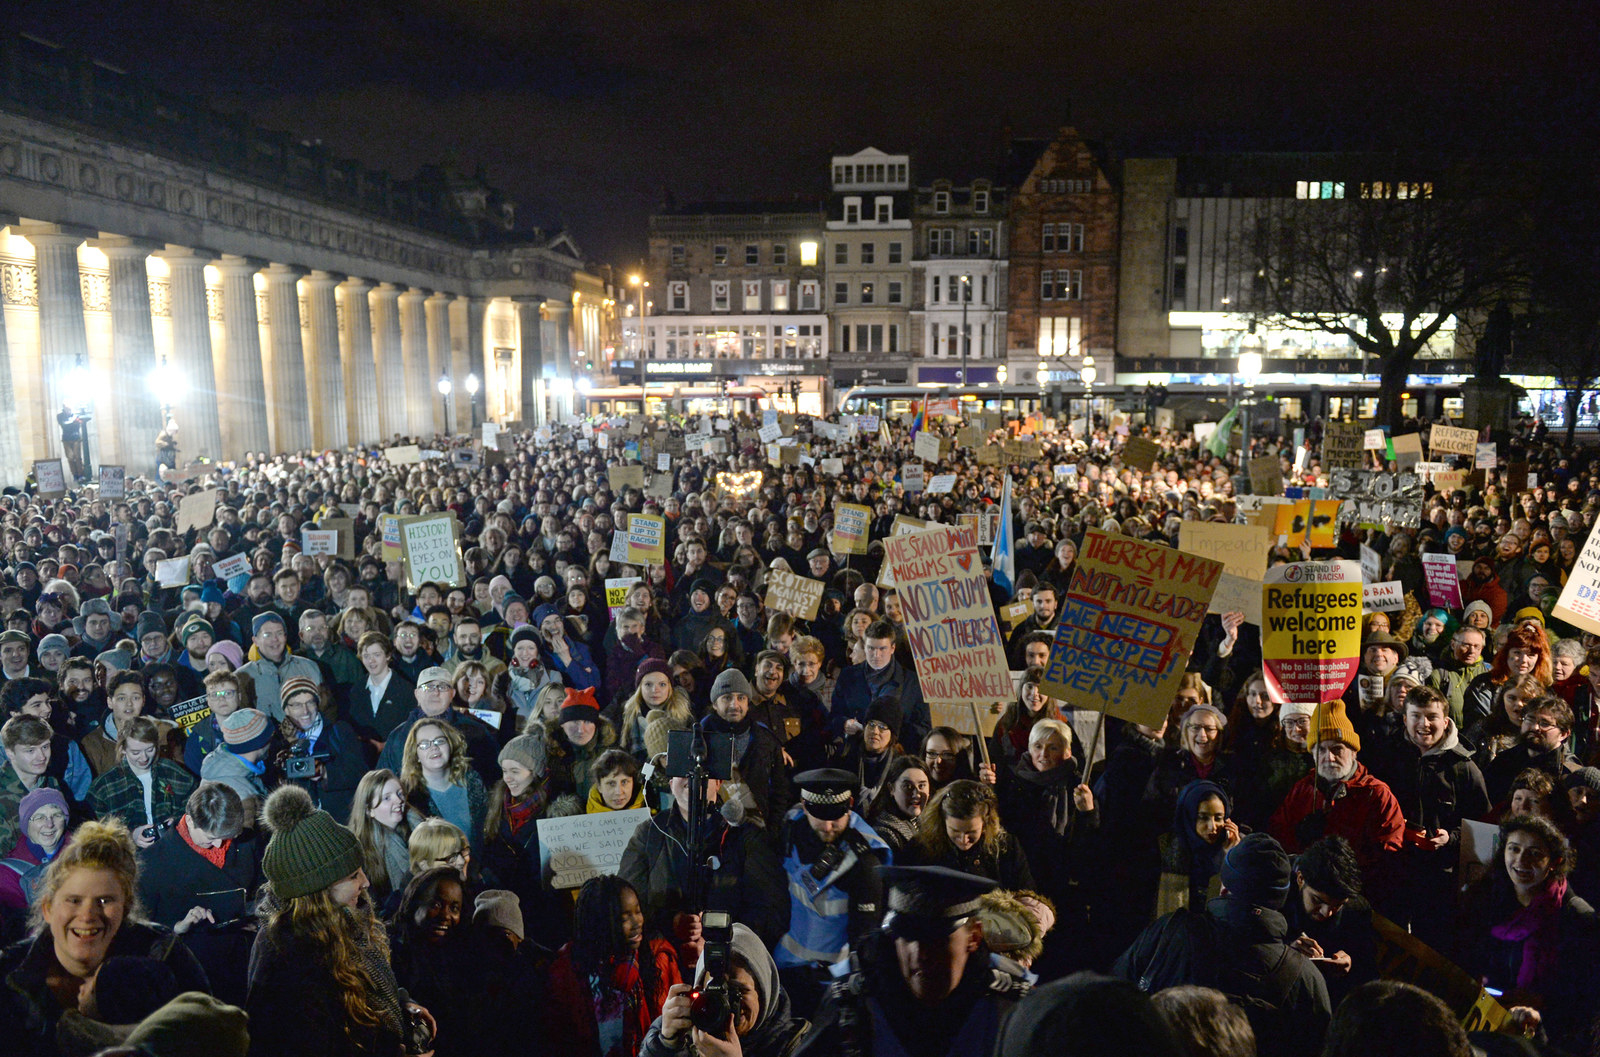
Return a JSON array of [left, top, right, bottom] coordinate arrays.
[[0, 400, 1595, 1057]]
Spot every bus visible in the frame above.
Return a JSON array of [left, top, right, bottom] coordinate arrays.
[[835, 384, 1118, 420]]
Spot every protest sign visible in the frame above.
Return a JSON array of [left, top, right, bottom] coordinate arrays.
[[1321, 423, 1364, 470], [1474, 443, 1497, 469], [901, 463, 926, 494], [608, 531, 631, 564], [1261, 560, 1361, 704], [1362, 428, 1386, 450], [1429, 424, 1477, 457], [385, 444, 421, 465], [176, 488, 219, 534], [1269, 499, 1340, 549], [155, 556, 191, 588], [647, 473, 674, 500], [1391, 432, 1423, 470], [1327, 469, 1423, 529], [538, 808, 652, 889], [1360, 543, 1382, 584], [975, 445, 1001, 466], [1422, 553, 1463, 609], [820, 458, 844, 476], [883, 525, 1012, 734], [1248, 454, 1283, 496], [1363, 581, 1406, 612], [605, 576, 641, 619], [607, 465, 645, 491], [913, 431, 942, 462], [213, 552, 251, 581], [1552, 522, 1600, 635], [764, 569, 825, 621], [34, 458, 68, 497], [1372, 915, 1508, 1032], [1000, 599, 1034, 631], [301, 529, 337, 556], [657, 452, 671, 471], [758, 422, 783, 444], [1235, 495, 1293, 527], [833, 503, 871, 555], [956, 510, 1002, 548], [1042, 529, 1222, 729], [317, 517, 356, 560], [400, 514, 462, 589], [926, 474, 956, 495], [1179, 522, 1271, 625], [380, 513, 403, 562], [626, 513, 666, 566], [169, 694, 213, 733], [1121, 437, 1160, 472], [97, 465, 126, 498], [1432, 470, 1465, 494], [875, 516, 931, 588]]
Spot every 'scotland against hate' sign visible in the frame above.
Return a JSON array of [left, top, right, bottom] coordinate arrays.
[[1552, 521, 1600, 636], [764, 569, 825, 621], [882, 525, 1012, 733], [1041, 529, 1223, 729], [538, 808, 651, 889], [1260, 560, 1362, 704]]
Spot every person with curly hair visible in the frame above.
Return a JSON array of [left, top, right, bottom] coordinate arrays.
[[901, 779, 1036, 892]]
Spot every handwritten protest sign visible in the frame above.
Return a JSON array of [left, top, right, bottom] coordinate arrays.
[[901, 463, 926, 494], [1429, 424, 1477, 457], [913, 431, 942, 462], [213, 553, 251, 581], [1042, 529, 1222, 729], [1553, 522, 1600, 635], [926, 474, 956, 495], [1391, 432, 1423, 470], [1321, 423, 1364, 470], [1432, 470, 1465, 494], [317, 517, 355, 560], [758, 422, 783, 444], [1000, 599, 1034, 631], [176, 489, 219, 534], [883, 525, 1012, 733], [384, 444, 421, 465], [1422, 553, 1463, 609], [400, 514, 462, 589], [1249, 454, 1283, 496], [97, 465, 126, 499], [34, 459, 67, 497], [538, 808, 651, 889], [1363, 428, 1386, 450], [1363, 581, 1405, 612], [607, 465, 645, 491], [1179, 522, 1270, 624], [626, 513, 666, 566], [155, 556, 191, 587], [764, 569, 825, 621], [876, 516, 931, 589], [1261, 560, 1361, 703], [1328, 469, 1423, 529], [833, 503, 871, 555], [1121, 437, 1160, 472], [301, 529, 337, 556]]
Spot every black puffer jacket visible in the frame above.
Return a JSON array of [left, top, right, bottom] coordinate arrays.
[[1365, 722, 1490, 859]]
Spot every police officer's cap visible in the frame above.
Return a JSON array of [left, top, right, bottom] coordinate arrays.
[[794, 768, 856, 820], [880, 865, 996, 940]]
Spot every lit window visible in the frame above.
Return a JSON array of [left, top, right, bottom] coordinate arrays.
[[771, 280, 790, 311], [669, 281, 688, 312], [742, 280, 761, 312], [799, 241, 818, 266]]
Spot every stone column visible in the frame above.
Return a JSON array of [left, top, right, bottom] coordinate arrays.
[[157, 249, 224, 462], [369, 284, 406, 442], [215, 256, 271, 460], [338, 278, 379, 446], [97, 239, 162, 478], [0, 271, 24, 487], [457, 295, 487, 429], [301, 271, 347, 451], [24, 226, 92, 461], [424, 292, 452, 435], [545, 299, 573, 422], [514, 296, 545, 426], [398, 288, 430, 437], [261, 265, 312, 454]]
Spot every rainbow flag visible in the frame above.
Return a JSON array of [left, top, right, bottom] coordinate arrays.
[[909, 395, 927, 438]]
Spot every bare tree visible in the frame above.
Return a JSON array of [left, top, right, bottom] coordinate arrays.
[[1241, 170, 1529, 430]]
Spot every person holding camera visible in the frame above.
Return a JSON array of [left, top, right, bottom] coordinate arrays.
[[247, 784, 435, 1057], [135, 781, 263, 1005], [643, 922, 810, 1057], [773, 769, 890, 1019], [84, 716, 197, 848], [275, 676, 366, 822]]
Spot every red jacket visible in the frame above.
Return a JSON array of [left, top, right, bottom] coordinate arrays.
[[546, 938, 682, 1057], [1269, 762, 1406, 873]]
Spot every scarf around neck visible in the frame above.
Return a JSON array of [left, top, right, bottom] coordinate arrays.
[[1490, 877, 1567, 992]]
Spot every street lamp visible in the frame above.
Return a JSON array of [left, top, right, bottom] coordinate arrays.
[[465, 372, 480, 431], [1237, 351, 1263, 480], [62, 359, 94, 481], [1081, 357, 1097, 439], [437, 374, 452, 435]]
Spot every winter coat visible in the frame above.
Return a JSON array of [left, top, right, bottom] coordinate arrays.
[[1460, 885, 1600, 1053], [405, 769, 489, 854], [899, 828, 1037, 892], [831, 659, 931, 753], [997, 756, 1097, 905], [1268, 763, 1406, 880], [246, 914, 406, 1057], [545, 938, 682, 1057], [85, 758, 197, 831], [346, 670, 416, 745], [282, 717, 368, 823], [1364, 723, 1490, 870], [700, 713, 792, 835], [377, 708, 503, 791]]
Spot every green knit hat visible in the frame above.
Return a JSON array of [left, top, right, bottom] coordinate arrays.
[[260, 785, 365, 900]]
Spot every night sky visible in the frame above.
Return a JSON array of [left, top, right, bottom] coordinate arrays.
[[15, 1, 1596, 265]]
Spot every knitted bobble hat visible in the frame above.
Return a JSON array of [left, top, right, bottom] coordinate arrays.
[[260, 785, 366, 900]]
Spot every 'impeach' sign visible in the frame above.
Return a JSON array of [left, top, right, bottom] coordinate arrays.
[[1042, 529, 1222, 729], [883, 525, 1012, 729]]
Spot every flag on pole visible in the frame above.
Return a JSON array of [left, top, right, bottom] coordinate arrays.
[[1204, 404, 1241, 459], [991, 473, 1016, 595], [909, 395, 927, 439]]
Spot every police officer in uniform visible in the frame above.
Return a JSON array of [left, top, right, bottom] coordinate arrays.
[[775, 768, 892, 1018], [795, 865, 1031, 1057]]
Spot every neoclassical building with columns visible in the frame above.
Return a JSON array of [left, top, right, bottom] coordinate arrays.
[[0, 34, 608, 486]]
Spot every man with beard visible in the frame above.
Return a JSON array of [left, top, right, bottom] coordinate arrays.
[[296, 609, 364, 712], [701, 669, 790, 836], [772, 768, 890, 1019], [1006, 583, 1060, 668], [443, 614, 506, 683], [749, 650, 827, 773], [1270, 700, 1405, 900], [55, 658, 104, 734], [1481, 694, 1579, 806], [670, 579, 731, 654]]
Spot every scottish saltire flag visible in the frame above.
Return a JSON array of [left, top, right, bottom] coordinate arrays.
[[992, 473, 1016, 595]]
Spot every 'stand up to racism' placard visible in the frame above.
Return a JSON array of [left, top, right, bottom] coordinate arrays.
[[882, 525, 1011, 733], [1041, 529, 1223, 729], [1260, 560, 1362, 704]]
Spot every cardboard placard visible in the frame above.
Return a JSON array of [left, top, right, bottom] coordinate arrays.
[[176, 489, 219, 534], [833, 503, 871, 556], [1371, 914, 1508, 1031], [1121, 436, 1160, 472], [98, 465, 126, 499], [975, 445, 1001, 466], [1391, 432, 1423, 470], [901, 463, 926, 494], [647, 473, 674, 500], [213, 552, 251, 580], [876, 516, 932, 588], [884, 525, 1011, 733], [626, 513, 666, 566], [608, 465, 645, 491], [537, 808, 652, 890], [1362, 428, 1386, 450], [1328, 469, 1423, 529], [1321, 423, 1364, 471], [1552, 521, 1600, 636], [1000, 599, 1034, 631], [1249, 454, 1284, 496], [385, 444, 422, 465], [1428, 424, 1477, 456], [169, 694, 213, 732], [155, 556, 191, 587], [34, 459, 67, 497], [400, 514, 463, 589], [926, 474, 956, 495], [1042, 529, 1222, 729], [1178, 522, 1271, 625], [1363, 581, 1406, 612], [1432, 470, 1465, 494], [764, 569, 825, 621], [301, 529, 337, 556], [1261, 560, 1362, 703], [317, 518, 355, 561], [913, 431, 942, 462]]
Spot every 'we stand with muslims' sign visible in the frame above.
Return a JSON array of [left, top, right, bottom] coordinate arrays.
[[882, 525, 1011, 733]]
